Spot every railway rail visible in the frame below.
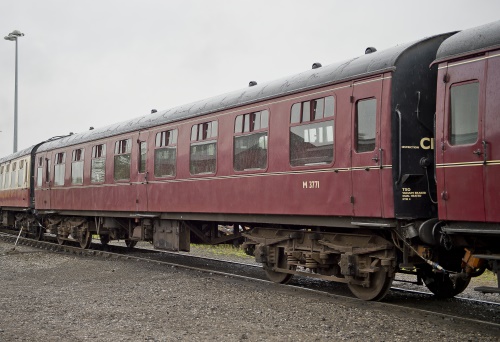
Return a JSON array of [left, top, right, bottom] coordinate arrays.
[[1, 230, 499, 331]]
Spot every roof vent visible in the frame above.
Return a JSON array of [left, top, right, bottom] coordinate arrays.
[[151, 109, 157, 114], [312, 62, 322, 69], [365, 47, 377, 54], [249, 81, 257, 87], [89, 127, 94, 130]]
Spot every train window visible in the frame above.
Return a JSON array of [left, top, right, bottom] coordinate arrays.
[[114, 139, 131, 181], [291, 103, 301, 123], [234, 110, 269, 171], [115, 139, 131, 155], [72, 149, 83, 161], [0, 165, 4, 190], [190, 142, 216, 174], [17, 160, 25, 188], [54, 153, 66, 186], [290, 97, 335, 167], [324, 96, 334, 118], [312, 98, 324, 121], [45, 159, 51, 184], [234, 110, 269, 134], [155, 148, 176, 177], [191, 121, 217, 142], [156, 129, 178, 147], [155, 129, 177, 177], [190, 121, 217, 175], [4, 164, 10, 189], [191, 125, 198, 141], [71, 148, 84, 185], [355, 98, 376, 153], [36, 158, 43, 188], [10, 162, 17, 188], [139, 142, 147, 174], [92, 144, 106, 158], [91, 144, 106, 183], [450, 82, 479, 145], [235, 115, 243, 132]]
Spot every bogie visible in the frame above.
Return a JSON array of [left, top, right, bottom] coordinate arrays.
[[245, 227, 397, 300]]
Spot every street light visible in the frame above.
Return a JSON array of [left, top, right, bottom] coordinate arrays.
[[4, 29, 24, 153]]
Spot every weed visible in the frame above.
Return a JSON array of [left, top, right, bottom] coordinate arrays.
[[190, 243, 252, 259]]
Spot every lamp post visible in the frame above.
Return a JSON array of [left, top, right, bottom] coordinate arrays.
[[4, 30, 24, 153]]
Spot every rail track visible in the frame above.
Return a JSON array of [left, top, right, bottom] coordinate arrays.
[[1, 230, 499, 332]]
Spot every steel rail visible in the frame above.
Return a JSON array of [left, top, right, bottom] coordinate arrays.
[[1, 231, 499, 332], [138, 243, 500, 306]]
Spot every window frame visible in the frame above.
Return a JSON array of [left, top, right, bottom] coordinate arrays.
[[289, 96, 335, 168], [190, 120, 218, 175], [113, 138, 132, 181], [91, 143, 106, 184], [36, 157, 43, 188], [0, 165, 4, 190], [10, 162, 17, 188], [17, 159, 25, 188], [448, 80, 480, 146], [138, 141, 147, 174], [71, 148, 85, 185], [233, 109, 270, 172], [354, 97, 377, 153], [154, 129, 178, 178], [54, 152, 66, 186]]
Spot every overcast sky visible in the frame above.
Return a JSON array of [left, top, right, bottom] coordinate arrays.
[[0, 1, 499, 157]]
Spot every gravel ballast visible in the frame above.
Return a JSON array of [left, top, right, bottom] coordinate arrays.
[[0, 241, 498, 341]]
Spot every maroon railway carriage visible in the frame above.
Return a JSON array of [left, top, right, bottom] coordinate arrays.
[[433, 21, 500, 294], [0, 147, 33, 227], [1, 21, 499, 300]]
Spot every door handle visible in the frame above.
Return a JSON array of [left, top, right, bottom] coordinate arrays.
[[482, 140, 488, 165], [472, 149, 483, 156], [371, 155, 379, 163]]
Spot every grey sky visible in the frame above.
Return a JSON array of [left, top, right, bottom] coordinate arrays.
[[1, 1, 499, 157]]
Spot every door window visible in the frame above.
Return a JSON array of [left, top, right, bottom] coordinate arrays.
[[355, 98, 377, 153], [139, 142, 147, 174], [449, 82, 479, 145], [37, 157, 43, 188]]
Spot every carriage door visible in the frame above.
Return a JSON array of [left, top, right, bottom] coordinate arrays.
[[440, 60, 486, 222], [484, 52, 500, 222], [38, 152, 52, 209], [351, 78, 383, 217], [136, 131, 149, 212]]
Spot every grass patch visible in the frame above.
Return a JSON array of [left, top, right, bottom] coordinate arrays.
[[478, 269, 497, 282], [190, 243, 252, 259]]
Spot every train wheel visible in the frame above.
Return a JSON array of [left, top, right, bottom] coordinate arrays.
[[100, 234, 110, 246], [79, 230, 92, 249], [263, 248, 294, 284], [420, 269, 470, 298], [264, 267, 294, 284], [348, 268, 394, 301], [125, 239, 137, 248]]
